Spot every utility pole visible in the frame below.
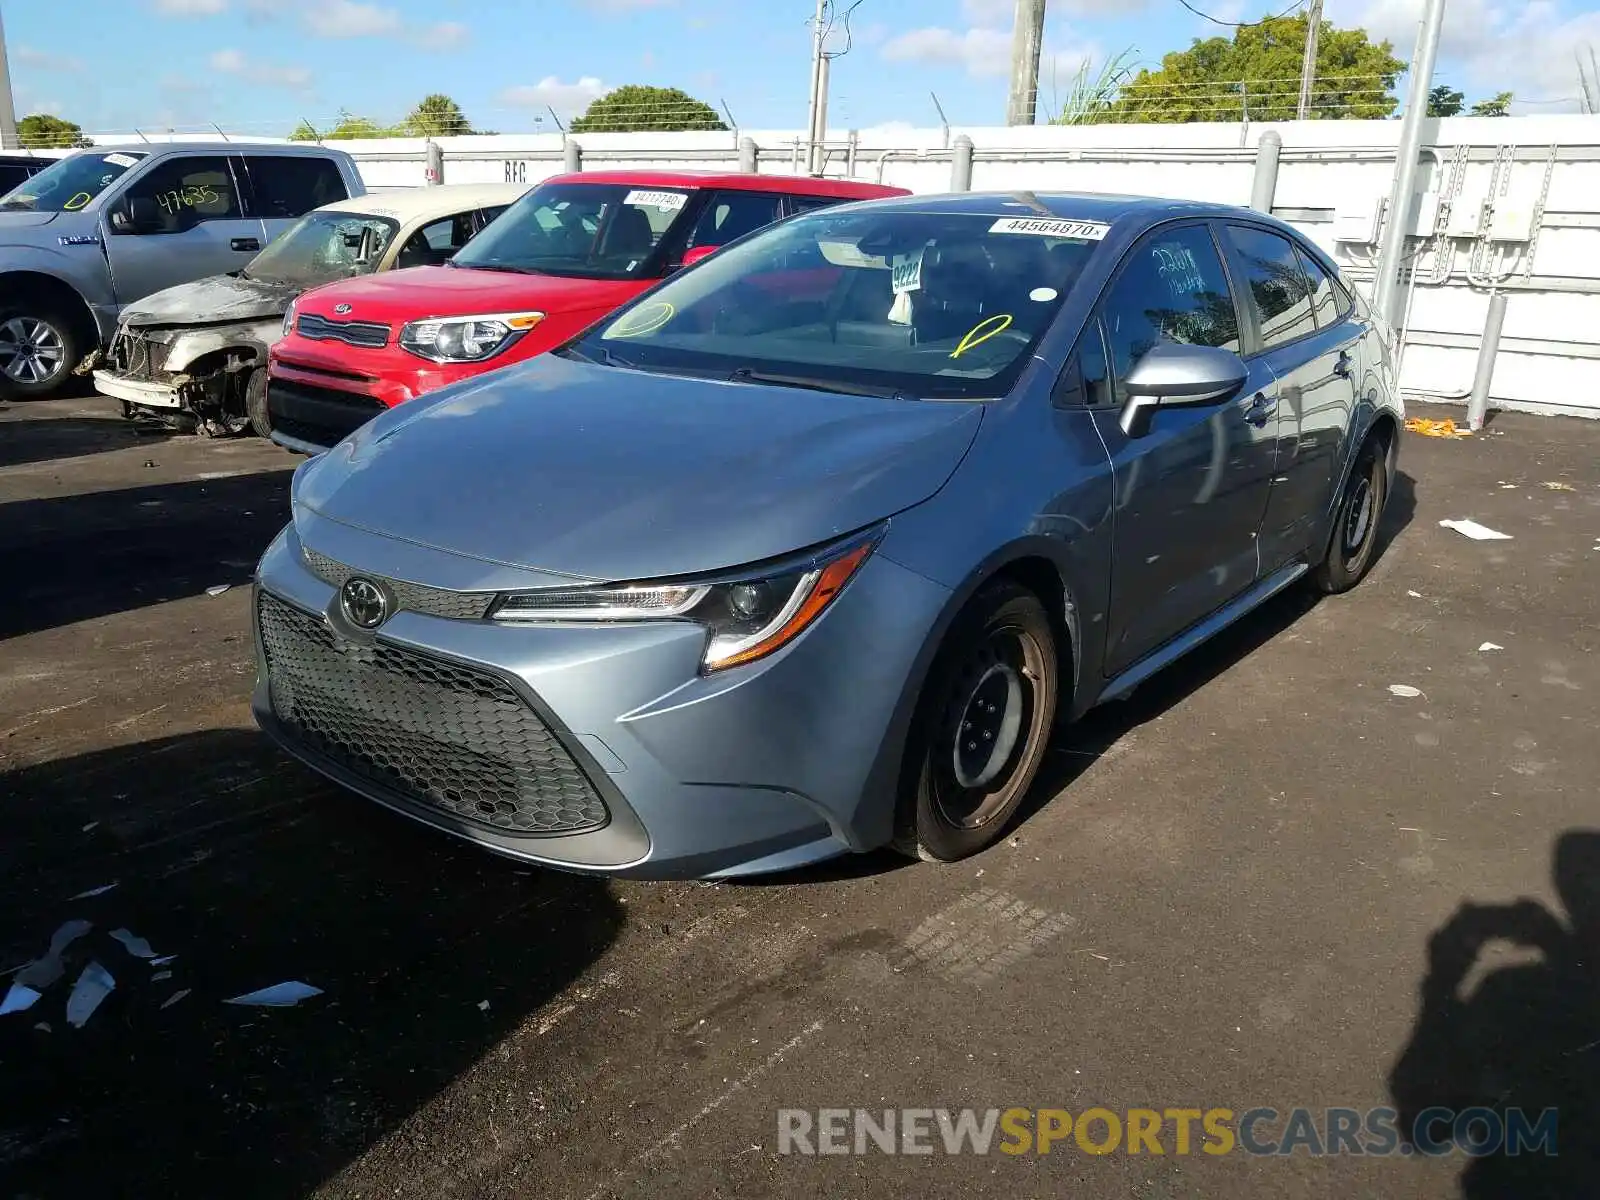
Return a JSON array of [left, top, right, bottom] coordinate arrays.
[[1372, 0, 1448, 328], [1005, 0, 1047, 126], [1296, 0, 1324, 120], [0, 6, 19, 151], [804, 0, 827, 173]]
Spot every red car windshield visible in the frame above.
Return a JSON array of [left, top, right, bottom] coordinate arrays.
[[449, 182, 694, 281]]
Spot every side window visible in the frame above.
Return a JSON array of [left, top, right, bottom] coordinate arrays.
[[395, 214, 475, 269], [474, 204, 510, 232], [246, 155, 348, 220], [1294, 245, 1341, 330], [689, 191, 785, 249], [1223, 225, 1317, 350], [1054, 320, 1112, 409], [787, 195, 838, 217], [1101, 224, 1240, 406], [121, 156, 242, 232]]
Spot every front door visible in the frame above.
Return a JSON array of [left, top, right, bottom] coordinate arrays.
[[1090, 222, 1281, 677], [104, 155, 265, 308]]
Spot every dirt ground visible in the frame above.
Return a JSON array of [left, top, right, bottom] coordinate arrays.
[[2, 389, 1595, 1199]]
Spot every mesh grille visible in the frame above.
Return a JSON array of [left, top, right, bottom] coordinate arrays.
[[258, 591, 608, 835], [301, 546, 496, 621], [296, 313, 391, 349]]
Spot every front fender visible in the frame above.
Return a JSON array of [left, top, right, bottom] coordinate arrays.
[[0, 245, 113, 310], [162, 319, 283, 374]]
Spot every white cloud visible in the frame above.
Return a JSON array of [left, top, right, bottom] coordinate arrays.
[[153, 0, 228, 13], [303, 0, 401, 37], [413, 21, 470, 50], [209, 48, 313, 90], [12, 46, 86, 72], [883, 26, 1016, 77], [584, 0, 677, 11], [498, 76, 612, 116]]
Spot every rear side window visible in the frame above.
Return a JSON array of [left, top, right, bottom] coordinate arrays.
[[1100, 224, 1240, 406], [1224, 225, 1317, 351], [246, 155, 348, 219], [689, 191, 785, 249], [1294, 245, 1342, 330], [122, 156, 243, 230], [787, 195, 840, 216], [394, 212, 476, 269]]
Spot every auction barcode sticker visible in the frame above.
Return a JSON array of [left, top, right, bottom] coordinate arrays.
[[624, 189, 688, 211], [989, 217, 1111, 240]]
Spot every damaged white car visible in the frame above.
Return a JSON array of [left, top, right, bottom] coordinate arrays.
[[91, 182, 528, 437]]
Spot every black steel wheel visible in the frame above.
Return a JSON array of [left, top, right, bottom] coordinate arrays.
[[1309, 434, 1388, 594]]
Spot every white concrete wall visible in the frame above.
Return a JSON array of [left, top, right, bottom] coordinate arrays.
[[271, 114, 1600, 418]]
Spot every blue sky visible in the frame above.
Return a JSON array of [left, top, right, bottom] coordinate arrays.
[[6, 0, 1599, 137]]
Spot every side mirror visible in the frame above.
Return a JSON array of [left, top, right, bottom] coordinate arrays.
[[681, 245, 718, 269], [1118, 343, 1248, 437]]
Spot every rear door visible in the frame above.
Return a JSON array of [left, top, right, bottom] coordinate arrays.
[[103, 154, 261, 305], [1089, 221, 1281, 676], [1219, 223, 1360, 571], [239, 154, 351, 243]]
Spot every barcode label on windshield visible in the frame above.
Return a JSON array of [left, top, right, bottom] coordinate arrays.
[[989, 217, 1110, 240], [624, 190, 688, 211]]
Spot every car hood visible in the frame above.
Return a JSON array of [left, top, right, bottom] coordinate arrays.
[[294, 265, 642, 323], [121, 274, 301, 327], [294, 354, 982, 582], [0, 210, 59, 230]]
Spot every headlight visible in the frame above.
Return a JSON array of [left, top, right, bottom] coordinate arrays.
[[490, 535, 878, 672], [281, 297, 297, 339], [399, 311, 545, 364]]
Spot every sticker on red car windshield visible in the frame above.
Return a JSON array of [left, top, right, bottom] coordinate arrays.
[[624, 189, 688, 211], [989, 217, 1110, 240]]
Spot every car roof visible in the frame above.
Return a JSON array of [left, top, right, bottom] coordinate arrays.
[[538, 169, 907, 199], [833, 190, 1248, 223], [316, 183, 532, 222], [81, 141, 344, 156]]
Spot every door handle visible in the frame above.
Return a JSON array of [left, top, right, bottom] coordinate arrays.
[[1334, 351, 1353, 379], [1244, 392, 1277, 427], [230, 237, 260, 252]]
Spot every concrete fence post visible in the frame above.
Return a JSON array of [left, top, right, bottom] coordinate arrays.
[[1250, 130, 1281, 213], [951, 135, 974, 192], [563, 139, 582, 173], [739, 136, 758, 173], [424, 140, 444, 186]]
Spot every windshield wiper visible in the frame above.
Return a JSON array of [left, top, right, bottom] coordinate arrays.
[[729, 367, 910, 400], [0, 199, 35, 212], [456, 262, 539, 275]]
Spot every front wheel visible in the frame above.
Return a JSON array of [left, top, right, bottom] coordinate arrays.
[[893, 581, 1059, 863], [1308, 435, 1388, 594], [245, 368, 273, 440]]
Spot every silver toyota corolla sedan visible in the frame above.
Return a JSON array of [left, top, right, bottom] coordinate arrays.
[[252, 191, 1402, 879]]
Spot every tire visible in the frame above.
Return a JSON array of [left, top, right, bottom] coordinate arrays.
[[1308, 434, 1388, 595], [0, 302, 82, 398], [893, 581, 1059, 863], [245, 367, 272, 440]]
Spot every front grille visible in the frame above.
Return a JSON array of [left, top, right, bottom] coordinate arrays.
[[296, 313, 391, 349], [107, 329, 172, 382], [258, 591, 608, 835], [267, 378, 386, 449], [301, 545, 496, 621]]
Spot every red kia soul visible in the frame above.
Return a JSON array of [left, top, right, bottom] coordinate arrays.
[[266, 170, 908, 453]]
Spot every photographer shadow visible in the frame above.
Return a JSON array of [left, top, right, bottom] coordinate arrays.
[[1389, 830, 1600, 1197]]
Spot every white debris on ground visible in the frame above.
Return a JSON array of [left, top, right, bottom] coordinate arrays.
[[1479, 642, 1505, 652], [1389, 684, 1425, 698], [65, 962, 115, 1029], [224, 982, 324, 1007], [1440, 519, 1513, 541]]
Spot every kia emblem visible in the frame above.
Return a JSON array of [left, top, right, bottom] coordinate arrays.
[[333, 303, 353, 315], [340, 577, 389, 629]]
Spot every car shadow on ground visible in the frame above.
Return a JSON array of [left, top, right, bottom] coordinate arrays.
[[0, 469, 294, 640], [748, 469, 1419, 887], [0, 413, 178, 470], [1388, 830, 1600, 1196], [0, 728, 624, 1198]]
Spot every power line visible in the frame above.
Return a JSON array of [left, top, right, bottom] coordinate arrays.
[[1175, 0, 1306, 28]]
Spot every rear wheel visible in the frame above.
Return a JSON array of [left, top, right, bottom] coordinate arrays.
[[893, 581, 1058, 863], [1309, 434, 1388, 594], [0, 304, 81, 397], [245, 368, 273, 440]]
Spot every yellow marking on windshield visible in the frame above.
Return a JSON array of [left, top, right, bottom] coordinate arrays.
[[63, 191, 92, 211], [950, 313, 1013, 359], [607, 301, 675, 338]]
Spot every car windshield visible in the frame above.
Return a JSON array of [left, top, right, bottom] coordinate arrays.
[[451, 182, 694, 280], [570, 208, 1107, 400], [244, 210, 401, 285], [0, 150, 148, 213]]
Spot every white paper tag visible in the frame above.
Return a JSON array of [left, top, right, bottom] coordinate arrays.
[[624, 189, 688, 211], [890, 248, 924, 294], [989, 217, 1110, 240], [103, 152, 141, 169]]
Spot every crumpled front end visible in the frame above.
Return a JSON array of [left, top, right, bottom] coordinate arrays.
[[94, 317, 283, 436]]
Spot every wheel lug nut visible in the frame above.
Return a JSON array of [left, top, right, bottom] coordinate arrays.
[[982, 730, 992, 740], [966, 742, 976, 751]]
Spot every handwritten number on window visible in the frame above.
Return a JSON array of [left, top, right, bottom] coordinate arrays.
[[155, 183, 222, 216]]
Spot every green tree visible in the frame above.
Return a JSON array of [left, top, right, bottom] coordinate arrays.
[[1427, 85, 1465, 116], [290, 109, 397, 140], [1104, 13, 1405, 122], [570, 85, 727, 133], [1050, 49, 1139, 125], [17, 113, 91, 149], [400, 93, 475, 137], [1471, 91, 1513, 116]]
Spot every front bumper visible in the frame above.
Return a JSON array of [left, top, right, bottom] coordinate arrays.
[[93, 370, 180, 409], [251, 519, 950, 879]]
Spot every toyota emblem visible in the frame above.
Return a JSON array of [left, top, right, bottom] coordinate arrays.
[[340, 577, 389, 629], [333, 303, 353, 315]]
